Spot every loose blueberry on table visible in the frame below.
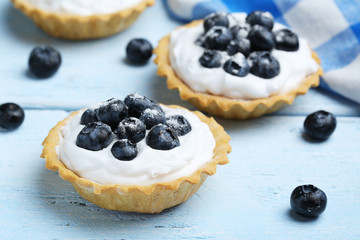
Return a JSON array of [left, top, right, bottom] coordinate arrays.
[[126, 38, 153, 65], [28, 46, 61, 78], [290, 185, 327, 218], [0, 103, 25, 131], [196, 11, 300, 79], [304, 110, 336, 140], [75, 94, 192, 160]]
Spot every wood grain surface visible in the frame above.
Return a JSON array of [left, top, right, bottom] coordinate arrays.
[[0, 1, 360, 239]]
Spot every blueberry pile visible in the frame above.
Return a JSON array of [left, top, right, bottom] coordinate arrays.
[[197, 11, 299, 79], [76, 94, 192, 161]]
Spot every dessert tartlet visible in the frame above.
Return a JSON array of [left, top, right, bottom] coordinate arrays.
[[11, 0, 154, 40], [41, 93, 230, 213], [154, 11, 323, 119]]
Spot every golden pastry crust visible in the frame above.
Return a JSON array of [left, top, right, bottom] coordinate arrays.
[[154, 20, 323, 119], [41, 105, 231, 213], [11, 0, 154, 40]]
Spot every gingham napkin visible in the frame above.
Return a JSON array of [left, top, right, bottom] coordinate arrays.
[[164, 0, 360, 103]]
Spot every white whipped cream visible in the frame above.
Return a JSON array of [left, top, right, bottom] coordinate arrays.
[[57, 106, 215, 186], [25, 0, 143, 16], [169, 13, 319, 100]]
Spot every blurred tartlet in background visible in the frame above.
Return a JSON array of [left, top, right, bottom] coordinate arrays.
[[10, 0, 154, 40]]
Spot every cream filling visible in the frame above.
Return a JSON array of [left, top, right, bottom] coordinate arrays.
[[24, 0, 143, 16], [57, 106, 216, 186], [169, 13, 319, 100]]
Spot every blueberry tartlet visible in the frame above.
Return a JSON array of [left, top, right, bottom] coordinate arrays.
[[154, 12, 323, 119], [41, 93, 230, 213], [11, 0, 154, 40]]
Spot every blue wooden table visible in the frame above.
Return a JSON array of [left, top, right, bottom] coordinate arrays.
[[1, 1, 360, 239]]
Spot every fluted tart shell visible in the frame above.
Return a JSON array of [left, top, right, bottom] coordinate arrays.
[[11, 0, 154, 40], [154, 20, 323, 119], [41, 105, 231, 213]]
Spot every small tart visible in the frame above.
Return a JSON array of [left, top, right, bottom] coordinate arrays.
[[41, 105, 230, 213], [11, 0, 154, 40], [154, 19, 323, 119]]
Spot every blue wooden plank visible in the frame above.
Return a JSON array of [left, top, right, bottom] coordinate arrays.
[[0, 110, 359, 239]]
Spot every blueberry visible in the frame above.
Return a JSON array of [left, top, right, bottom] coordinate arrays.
[[226, 38, 251, 57], [274, 29, 299, 52], [248, 25, 275, 51], [223, 53, 250, 77], [0, 103, 25, 131], [28, 46, 61, 78], [202, 26, 233, 51], [124, 93, 163, 118], [290, 185, 327, 218], [246, 11, 274, 30], [126, 38, 153, 65], [248, 51, 280, 79], [203, 12, 229, 32], [166, 115, 192, 136], [139, 108, 166, 130], [230, 23, 251, 39], [199, 50, 222, 68], [195, 35, 206, 46], [146, 124, 180, 150], [76, 122, 113, 151], [304, 110, 336, 140], [116, 117, 146, 143], [80, 108, 99, 125], [111, 139, 138, 161], [97, 98, 128, 129]]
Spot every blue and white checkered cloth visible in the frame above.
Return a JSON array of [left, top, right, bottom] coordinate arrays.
[[164, 0, 360, 104]]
